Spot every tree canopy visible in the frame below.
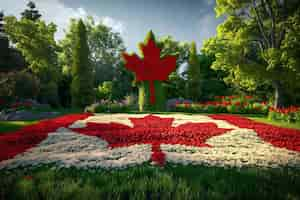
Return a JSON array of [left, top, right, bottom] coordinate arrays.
[[202, 0, 300, 107]]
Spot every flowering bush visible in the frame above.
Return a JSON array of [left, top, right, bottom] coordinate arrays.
[[268, 106, 300, 123], [173, 95, 269, 114]]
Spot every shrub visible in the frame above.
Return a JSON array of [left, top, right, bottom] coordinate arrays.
[[85, 100, 130, 113], [38, 81, 59, 107], [268, 106, 300, 123], [96, 81, 113, 100], [14, 72, 40, 99], [172, 95, 270, 114]]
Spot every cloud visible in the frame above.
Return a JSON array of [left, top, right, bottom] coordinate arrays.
[[1, 0, 125, 41], [196, 12, 223, 48]]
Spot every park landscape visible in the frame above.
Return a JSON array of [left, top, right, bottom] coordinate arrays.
[[0, 0, 300, 199]]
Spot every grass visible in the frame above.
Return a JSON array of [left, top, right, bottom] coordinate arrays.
[[0, 165, 299, 200], [0, 121, 37, 134], [249, 116, 300, 130]]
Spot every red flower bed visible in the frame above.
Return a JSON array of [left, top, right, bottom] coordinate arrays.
[[0, 113, 92, 162], [209, 114, 300, 152], [71, 115, 232, 166]]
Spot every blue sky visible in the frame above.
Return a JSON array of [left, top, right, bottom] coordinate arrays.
[[2, 0, 224, 52]]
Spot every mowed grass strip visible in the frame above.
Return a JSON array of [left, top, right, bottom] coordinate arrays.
[[249, 117, 300, 130], [0, 121, 37, 134], [0, 165, 300, 200]]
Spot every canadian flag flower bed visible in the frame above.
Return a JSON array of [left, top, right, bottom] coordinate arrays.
[[1, 114, 300, 170], [0, 113, 92, 161]]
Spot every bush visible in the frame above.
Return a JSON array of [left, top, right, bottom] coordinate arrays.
[[85, 100, 131, 113], [38, 81, 59, 107], [172, 95, 269, 114], [96, 81, 113, 100], [268, 106, 300, 123], [14, 72, 40, 99]]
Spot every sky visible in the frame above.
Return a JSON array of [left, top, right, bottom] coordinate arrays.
[[1, 0, 224, 52]]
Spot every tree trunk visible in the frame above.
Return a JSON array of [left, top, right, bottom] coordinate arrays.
[[273, 81, 288, 108]]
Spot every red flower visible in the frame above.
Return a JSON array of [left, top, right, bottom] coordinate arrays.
[[245, 96, 253, 99], [209, 114, 300, 152], [71, 115, 232, 166], [0, 113, 92, 162], [234, 101, 241, 106], [184, 103, 190, 108], [24, 175, 33, 180]]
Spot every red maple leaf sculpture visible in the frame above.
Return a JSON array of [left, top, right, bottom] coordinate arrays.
[[122, 37, 177, 104], [71, 115, 231, 166]]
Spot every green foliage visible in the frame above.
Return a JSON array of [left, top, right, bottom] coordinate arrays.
[[85, 100, 130, 113], [58, 73, 72, 108], [59, 17, 125, 86], [138, 80, 166, 112], [111, 62, 135, 100], [71, 20, 94, 108], [14, 72, 40, 99], [268, 107, 300, 124], [38, 81, 59, 107], [203, 0, 300, 108], [96, 81, 113, 100], [164, 72, 186, 99], [21, 1, 41, 21], [4, 16, 60, 82], [138, 82, 146, 112], [173, 95, 269, 115], [186, 42, 201, 101], [157, 36, 190, 68]]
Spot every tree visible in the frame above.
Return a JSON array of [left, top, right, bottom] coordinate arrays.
[[111, 62, 135, 100], [59, 17, 125, 86], [21, 1, 41, 21], [158, 36, 190, 68], [71, 19, 94, 107], [186, 42, 201, 101], [202, 0, 300, 108], [156, 36, 190, 99], [197, 54, 229, 101], [97, 81, 113, 100], [4, 16, 59, 79], [4, 3, 60, 105], [0, 11, 25, 73]]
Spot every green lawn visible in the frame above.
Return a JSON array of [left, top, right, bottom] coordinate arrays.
[[249, 116, 300, 130], [1, 165, 299, 200], [0, 121, 37, 133]]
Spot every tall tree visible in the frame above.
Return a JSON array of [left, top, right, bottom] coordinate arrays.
[[157, 36, 190, 99], [21, 1, 41, 21], [4, 3, 60, 105], [203, 0, 300, 108], [59, 17, 125, 86], [71, 19, 94, 107], [0, 11, 9, 65], [186, 42, 201, 101]]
